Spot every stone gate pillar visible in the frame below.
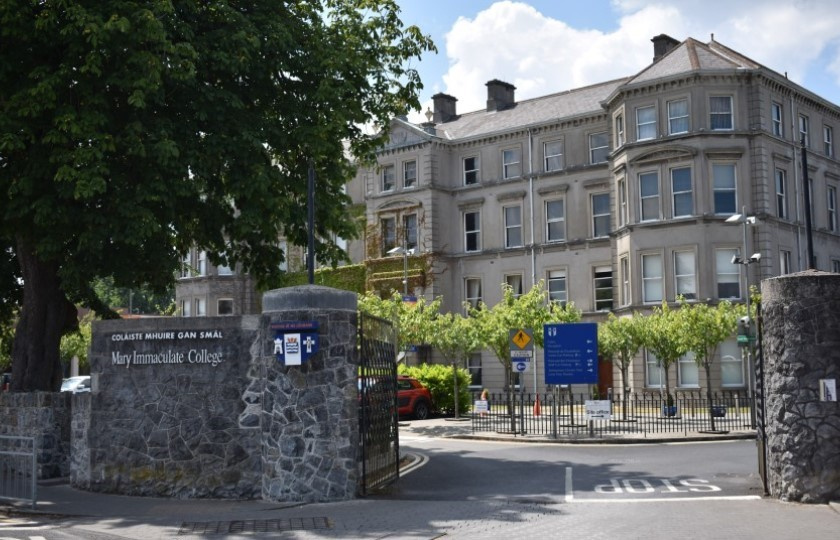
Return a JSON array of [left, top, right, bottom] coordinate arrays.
[[761, 270, 840, 503], [259, 285, 359, 502]]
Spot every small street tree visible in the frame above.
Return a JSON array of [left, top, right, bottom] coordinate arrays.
[[428, 312, 482, 418], [470, 282, 580, 429], [357, 291, 440, 355], [598, 312, 645, 420], [640, 302, 688, 410], [679, 300, 739, 431]]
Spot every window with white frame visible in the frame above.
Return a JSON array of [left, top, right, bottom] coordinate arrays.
[[464, 156, 479, 185], [179, 251, 191, 278], [720, 340, 744, 386], [712, 163, 737, 214], [615, 114, 625, 147], [640, 171, 660, 221], [404, 213, 418, 251], [668, 99, 689, 135], [502, 148, 521, 179], [382, 164, 395, 191], [197, 251, 207, 276], [468, 353, 482, 387], [618, 178, 628, 227], [678, 351, 698, 387], [505, 274, 523, 297], [589, 132, 609, 164], [833, 259, 840, 273], [828, 185, 837, 232], [825, 125, 834, 158], [671, 167, 692, 218], [278, 240, 288, 272], [217, 298, 234, 316], [799, 114, 810, 146], [776, 169, 788, 219], [464, 210, 481, 252], [403, 160, 417, 188], [636, 105, 656, 140], [194, 297, 206, 317], [593, 266, 613, 311], [674, 250, 696, 300], [544, 140, 564, 172], [771, 102, 783, 137], [465, 278, 482, 310], [716, 248, 741, 299], [646, 351, 664, 389], [710, 96, 733, 130], [547, 269, 567, 305], [592, 193, 610, 238], [504, 205, 523, 248], [180, 298, 191, 317], [641, 253, 663, 303], [546, 199, 565, 242], [620, 255, 630, 306], [217, 253, 232, 275], [780, 249, 792, 275], [381, 217, 396, 255]]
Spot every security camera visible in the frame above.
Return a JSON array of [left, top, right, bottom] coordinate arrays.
[[749, 253, 761, 262]]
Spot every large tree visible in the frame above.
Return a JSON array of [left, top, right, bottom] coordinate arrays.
[[0, 1, 434, 391]]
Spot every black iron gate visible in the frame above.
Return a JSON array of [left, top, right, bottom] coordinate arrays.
[[358, 313, 399, 496]]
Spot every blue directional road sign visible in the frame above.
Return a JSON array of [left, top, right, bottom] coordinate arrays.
[[543, 322, 598, 385]]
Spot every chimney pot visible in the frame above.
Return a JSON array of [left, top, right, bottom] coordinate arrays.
[[486, 79, 516, 112], [432, 93, 458, 123], [651, 34, 680, 63]]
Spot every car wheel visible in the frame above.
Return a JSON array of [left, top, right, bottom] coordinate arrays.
[[413, 400, 430, 420]]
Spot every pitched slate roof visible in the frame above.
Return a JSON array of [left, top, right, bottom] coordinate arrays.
[[628, 38, 761, 86], [421, 36, 785, 143], [433, 78, 630, 141]]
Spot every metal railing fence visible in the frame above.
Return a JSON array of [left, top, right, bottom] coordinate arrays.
[[471, 391, 756, 438], [0, 435, 37, 509]]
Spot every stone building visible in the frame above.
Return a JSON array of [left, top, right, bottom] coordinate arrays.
[[177, 34, 840, 395]]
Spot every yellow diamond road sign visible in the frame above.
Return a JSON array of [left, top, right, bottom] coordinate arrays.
[[512, 329, 532, 350]]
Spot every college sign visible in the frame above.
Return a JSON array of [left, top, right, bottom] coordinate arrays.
[[271, 321, 319, 366]]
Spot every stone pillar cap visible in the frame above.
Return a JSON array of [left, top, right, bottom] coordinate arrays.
[[262, 285, 357, 312]]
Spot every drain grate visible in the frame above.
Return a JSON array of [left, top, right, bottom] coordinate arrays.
[[178, 517, 331, 535]]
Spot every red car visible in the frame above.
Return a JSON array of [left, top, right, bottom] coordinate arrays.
[[397, 376, 432, 420]]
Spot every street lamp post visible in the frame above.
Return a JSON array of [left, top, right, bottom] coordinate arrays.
[[725, 207, 760, 428]]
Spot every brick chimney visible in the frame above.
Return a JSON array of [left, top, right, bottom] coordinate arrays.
[[486, 79, 516, 112], [432, 93, 458, 123], [651, 34, 680, 62]]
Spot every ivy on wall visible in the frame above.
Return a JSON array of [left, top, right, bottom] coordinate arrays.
[[275, 253, 433, 296]]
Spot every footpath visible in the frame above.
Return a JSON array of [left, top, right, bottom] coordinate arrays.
[[1, 418, 838, 539]]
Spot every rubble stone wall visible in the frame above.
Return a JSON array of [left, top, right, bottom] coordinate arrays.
[[761, 270, 840, 503]]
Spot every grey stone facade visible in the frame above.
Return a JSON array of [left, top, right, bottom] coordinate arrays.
[[69, 285, 362, 502], [259, 286, 360, 502], [761, 270, 840, 503], [83, 315, 263, 498], [0, 392, 72, 479]]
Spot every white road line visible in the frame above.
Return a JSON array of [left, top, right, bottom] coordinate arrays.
[[571, 495, 762, 503], [400, 451, 430, 476], [565, 466, 574, 502]]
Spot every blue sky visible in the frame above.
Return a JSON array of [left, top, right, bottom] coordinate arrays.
[[396, 0, 840, 121]]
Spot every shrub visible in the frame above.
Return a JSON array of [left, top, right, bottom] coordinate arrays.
[[398, 363, 472, 415]]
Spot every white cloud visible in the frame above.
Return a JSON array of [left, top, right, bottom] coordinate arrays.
[[429, 0, 840, 119]]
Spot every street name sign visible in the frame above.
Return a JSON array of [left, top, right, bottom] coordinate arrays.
[[544, 322, 598, 385]]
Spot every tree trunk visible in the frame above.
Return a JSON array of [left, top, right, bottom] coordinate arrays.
[[705, 362, 716, 431], [10, 237, 78, 392]]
